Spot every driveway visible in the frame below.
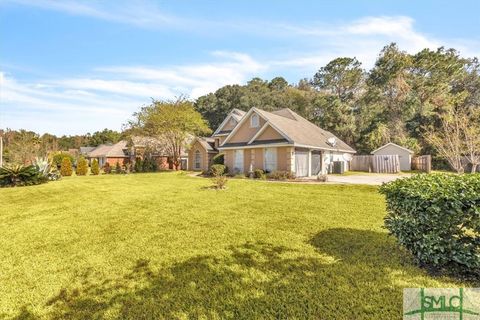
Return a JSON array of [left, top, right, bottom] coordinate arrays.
[[325, 173, 411, 185]]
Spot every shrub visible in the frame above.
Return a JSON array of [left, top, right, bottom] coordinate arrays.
[[52, 152, 74, 169], [114, 161, 121, 174], [211, 175, 228, 189], [103, 162, 112, 174], [76, 156, 88, 176], [317, 174, 328, 182], [134, 158, 143, 173], [60, 157, 73, 176], [253, 169, 265, 179], [267, 171, 295, 180], [380, 173, 480, 277], [34, 157, 60, 181], [91, 159, 100, 175], [212, 153, 224, 165], [209, 164, 226, 176], [0, 164, 44, 187]]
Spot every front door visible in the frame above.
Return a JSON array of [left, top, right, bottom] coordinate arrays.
[[295, 151, 309, 177], [311, 151, 321, 175]]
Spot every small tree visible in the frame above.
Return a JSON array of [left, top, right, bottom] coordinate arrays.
[[60, 157, 73, 176], [134, 158, 143, 173], [126, 98, 211, 170], [91, 159, 100, 175], [76, 156, 88, 176], [115, 161, 122, 174], [103, 162, 111, 174]]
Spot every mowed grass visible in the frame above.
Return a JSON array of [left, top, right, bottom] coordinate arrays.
[[0, 172, 471, 319]]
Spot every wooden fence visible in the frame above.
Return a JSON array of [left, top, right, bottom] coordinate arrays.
[[350, 155, 401, 173], [412, 155, 432, 173]]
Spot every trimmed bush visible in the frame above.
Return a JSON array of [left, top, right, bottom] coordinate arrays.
[[91, 159, 100, 175], [76, 156, 88, 176], [380, 173, 480, 277], [115, 161, 122, 174], [267, 171, 295, 180], [210, 164, 226, 176], [134, 158, 143, 173], [52, 152, 74, 169], [212, 153, 224, 165], [60, 157, 73, 176], [253, 169, 265, 179], [103, 162, 112, 174]]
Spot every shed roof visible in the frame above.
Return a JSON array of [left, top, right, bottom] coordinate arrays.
[[371, 142, 414, 154]]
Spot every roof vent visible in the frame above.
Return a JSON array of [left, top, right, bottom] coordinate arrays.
[[327, 137, 337, 147]]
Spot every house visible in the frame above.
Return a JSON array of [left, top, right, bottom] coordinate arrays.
[[86, 141, 130, 167], [187, 108, 245, 171], [129, 136, 189, 170], [188, 107, 356, 177], [371, 142, 413, 171]]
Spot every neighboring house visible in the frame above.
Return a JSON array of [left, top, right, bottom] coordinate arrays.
[[189, 107, 356, 177], [129, 136, 189, 170], [86, 141, 130, 167], [371, 142, 413, 171]]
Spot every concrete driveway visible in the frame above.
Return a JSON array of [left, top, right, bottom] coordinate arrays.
[[325, 173, 411, 185]]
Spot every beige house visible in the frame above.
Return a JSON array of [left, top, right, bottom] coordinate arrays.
[[189, 107, 356, 177], [371, 142, 413, 171]]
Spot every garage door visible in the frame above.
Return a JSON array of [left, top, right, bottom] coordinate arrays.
[[295, 151, 308, 177]]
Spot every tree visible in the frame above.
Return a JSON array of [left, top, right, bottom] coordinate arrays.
[[88, 129, 122, 146], [462, 108, 480, 173], [127, 98, 211, 170], [91, 159, 100, 175], [425, 109, 474, 173], [76, 156, 88, 175], [60, 157, 73, 176], [7, 130, 41, 165]]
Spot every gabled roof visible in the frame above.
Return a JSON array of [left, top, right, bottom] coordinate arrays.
[[371, 142, 414, 154], [194, 137, 217, 153], [220, 107, 356, 153], [80, 147, 95, 155], [212, 108, 246, 136], [88, 141, 129, 158]]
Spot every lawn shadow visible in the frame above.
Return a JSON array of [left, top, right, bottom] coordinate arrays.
[[15, 229, 468, 319]]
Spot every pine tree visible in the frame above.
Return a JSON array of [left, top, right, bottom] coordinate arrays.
[[91, 159, 100, 175], [76, 156, 88, 176], [60, 157, 73, 176]]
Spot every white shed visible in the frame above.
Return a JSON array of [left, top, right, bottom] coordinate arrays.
[[371, 143, 414, 171]]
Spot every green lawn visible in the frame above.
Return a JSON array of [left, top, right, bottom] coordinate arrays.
[[0, 172, 471, 319]]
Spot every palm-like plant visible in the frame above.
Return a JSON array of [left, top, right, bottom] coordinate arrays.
[[0, 164, 38, 186]]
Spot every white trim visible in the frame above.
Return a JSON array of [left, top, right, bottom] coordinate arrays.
[[221, 108, 266, 146], [371, 142, 414, 154], [247, 122, 269, 144], [212, 133, 229, 137], [293, 143, 356, 154], [218, 143, 292, 150], [212, 109, 244, 135]]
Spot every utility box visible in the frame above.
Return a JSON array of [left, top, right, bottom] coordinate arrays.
[[332, 161, 345, 174]]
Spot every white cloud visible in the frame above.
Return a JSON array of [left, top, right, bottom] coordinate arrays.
[[0, 52, 265, 134], [1, 0, 181, 28]]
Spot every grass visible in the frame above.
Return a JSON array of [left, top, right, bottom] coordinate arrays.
[[0, 172, 473, 319]]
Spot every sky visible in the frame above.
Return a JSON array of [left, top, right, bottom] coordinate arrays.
[[1, 0, 480, 135]]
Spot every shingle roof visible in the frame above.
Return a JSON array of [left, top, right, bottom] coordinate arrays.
[[88, 141, 129, 158], [230, 108, 246, 122], [253, 108, 355, 153], [197, 137, 216, 152], [371, 142, 413, 154], [80, 147, 96, 155]]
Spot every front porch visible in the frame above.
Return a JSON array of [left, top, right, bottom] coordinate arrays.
[[224, 146, 347, 177]]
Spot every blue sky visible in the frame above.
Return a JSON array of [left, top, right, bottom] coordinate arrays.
[[1, 0, 479, 135]]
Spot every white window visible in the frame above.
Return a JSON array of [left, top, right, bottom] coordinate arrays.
[[234, 150, 244, 173], [250, 114, 259, 128], [264, 148, 277, 173], [194, 150, 201, 170]]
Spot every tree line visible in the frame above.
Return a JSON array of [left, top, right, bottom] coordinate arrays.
[[0, 128, 123, 164], [2, 43, 479, 171], [194, 43, 480, 169]]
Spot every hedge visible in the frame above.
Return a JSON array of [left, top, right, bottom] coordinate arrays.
[[380, 173, 480, 277]]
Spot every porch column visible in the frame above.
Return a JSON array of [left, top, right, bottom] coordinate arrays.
[[320, 152, 327, 175], [307, 149, 312, 177], [250, 149, 255, 172], [287, 147, 295, 174]]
